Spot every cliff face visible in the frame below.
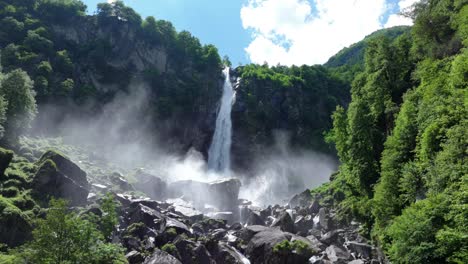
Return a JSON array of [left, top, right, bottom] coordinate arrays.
[[31, 16, 223, 157]]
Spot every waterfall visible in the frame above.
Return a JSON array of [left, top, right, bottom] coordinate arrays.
[[208, 67, 235, 172]]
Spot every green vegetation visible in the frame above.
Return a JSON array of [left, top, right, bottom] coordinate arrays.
[[161, 243, 178, 256], [18, 199, 127, 264], [322, 0, 468, 263], [273, 239, 315, 257], [100, 193, 119, 241], [236, 63, 349, 151]]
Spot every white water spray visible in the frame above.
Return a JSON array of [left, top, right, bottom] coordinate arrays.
[[208, 67, 235, 172]]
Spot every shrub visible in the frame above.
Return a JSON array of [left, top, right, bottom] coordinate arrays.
[[19, 199, 127, 263]]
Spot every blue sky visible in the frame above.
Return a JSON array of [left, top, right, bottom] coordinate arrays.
[[82, 0, 417, 66]]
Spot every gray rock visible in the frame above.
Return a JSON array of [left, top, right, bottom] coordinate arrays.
[[246, 228, 291, 264], [320, 229, 345, 246], [295, 215, 315, 235], [128, 204, 165, 230], [32, 151, 89, 206], [143, 249, 182, 264], [348, 260, 365, 264], [345, 241, 373, 259], [325, 245, 351, 263], [289, 189, 313, 208], [308, 200, 321, 214], [305, 235, 327, 251], [215, 243, 251, 264], [246, 211, 265, 226], [126, 250, 144, 264], [318, 208, 332, 230], [271, 211, 295, 233], [134, 172, 168, 200]]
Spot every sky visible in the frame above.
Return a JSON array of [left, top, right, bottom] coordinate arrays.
[[82, 0, 418, 66]]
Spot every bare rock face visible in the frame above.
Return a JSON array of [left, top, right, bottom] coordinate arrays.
[[32, 150, 89, 206]]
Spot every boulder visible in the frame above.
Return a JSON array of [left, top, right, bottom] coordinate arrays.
[[246, 211, 265, 226], [0, 147, 13, 177], [245, 228, 291, 264], [288, 189, 313, 208], [208, 178, 242, 210], [214, 242, 251, 264], [237, 225, 270, 242], [271, 211, 295, 233], [167, 178, 241, 211], [308, 200, 321, 215], [32, 150, 89, 206], [128, 204, 165, 230], [305, 235, 327, 251], [325, 245, 351, 263], [320, 229, 345, 246], [318, 208, 332, 230], [174, 237, 215, 264], [294, 215, 315, 235], [134, 172, 168, 200], [126, 250, 144, 264], [143, 249, 182, 264], [345, 241, 373, 259], [0, 198, 32, 247]]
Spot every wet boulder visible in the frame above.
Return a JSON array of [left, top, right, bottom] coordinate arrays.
[[288, 189, 313, 208], [143, 249, 182, 264], [167, 178, 241, 211], [208, 178, 241, 210], [271, 211, 295, 233], [134, 172, 167, 200], [246, 210, 265, 226], [212, 242, 251, 264], [32, 150, 89, 206]]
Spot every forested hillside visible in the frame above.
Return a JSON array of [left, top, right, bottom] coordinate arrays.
[[0, 0, 465, 263], [322, 0, 467, 262]]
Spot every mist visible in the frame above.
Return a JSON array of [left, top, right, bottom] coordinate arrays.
[[30, 78, 338, 207]]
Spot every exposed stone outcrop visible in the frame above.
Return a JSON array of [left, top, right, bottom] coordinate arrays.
[[32, 150, 89, 206]]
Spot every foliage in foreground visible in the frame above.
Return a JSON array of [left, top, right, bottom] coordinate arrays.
[[17, 199, 127, 264]]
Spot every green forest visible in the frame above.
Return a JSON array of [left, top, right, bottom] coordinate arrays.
[[0, 0, 466, 263]]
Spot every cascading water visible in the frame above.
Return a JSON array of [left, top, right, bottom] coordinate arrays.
[[208, 67, 236, 172]]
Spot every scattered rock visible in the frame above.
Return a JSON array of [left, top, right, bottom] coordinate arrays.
[[143, 249, 182, 264], [271, 211, 295, 233], [345, 241, 373, 259], [126, 250, 144, 264], [325, 245, 351, 263], [289, 189, 313, 208]]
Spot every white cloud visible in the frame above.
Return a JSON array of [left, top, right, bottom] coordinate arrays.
[[241, 0, 416, 66], [385, 0, 418, 28]]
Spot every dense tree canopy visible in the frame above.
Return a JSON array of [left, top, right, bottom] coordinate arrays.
[[324, 0, 467, 262]]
